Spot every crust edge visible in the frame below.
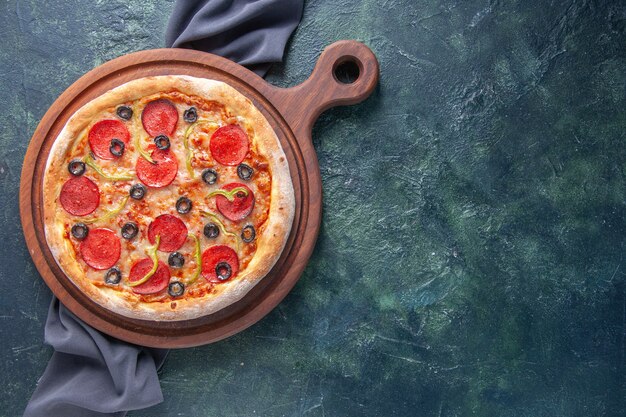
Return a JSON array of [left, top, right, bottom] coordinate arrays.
[[42, 75, 295, 321]]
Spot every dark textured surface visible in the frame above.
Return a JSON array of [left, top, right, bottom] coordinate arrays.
[[1, 0, 626, 416]]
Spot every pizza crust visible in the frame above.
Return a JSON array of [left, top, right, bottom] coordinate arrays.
[[43, 75, 295, 320]]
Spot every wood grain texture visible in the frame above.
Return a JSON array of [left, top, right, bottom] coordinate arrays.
[[19, 40, 379, 348]]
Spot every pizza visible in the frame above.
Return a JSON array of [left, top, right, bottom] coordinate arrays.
[[42, 75, 295, 321]]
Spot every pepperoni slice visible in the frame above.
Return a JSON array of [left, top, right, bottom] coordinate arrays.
[[141, 99, 178, 137], [215, 183, 254, 221], [201, 245, 239, 283], [210, 125, 249, 166], [148, 214, 188, 252], [60, 176, 100, 216], [136, 148, 178, 188], [79, 228, 121, 270], [88, 119, 130, 160], [129, 259, 170, 294]]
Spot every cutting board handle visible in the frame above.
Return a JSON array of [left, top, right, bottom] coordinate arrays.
[[264, 40, 379, 141]]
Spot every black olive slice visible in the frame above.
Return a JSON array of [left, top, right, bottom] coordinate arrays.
[[105, 267, 122, 285], [68, 160, 86, 176], [71, 223, 89, 240], [129, 184, 146, 200], [183, 107, 198, 123], [154, 135, 170, 151], [237, 164, 254, 181], [241, 224, 256, 243], [176, 196, 192, 214], [215, 261, 232, 281], [203, 223, 220, 239], [121, 222, 139, 240], [109, 138, 125, 157], [116, 105, 133, 120], [168, 281, 185, 297], [201, 168, 218, 185], [168, 252, 185, 268]]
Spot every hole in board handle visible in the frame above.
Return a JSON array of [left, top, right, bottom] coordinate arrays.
[[333, 57, 361, 84]]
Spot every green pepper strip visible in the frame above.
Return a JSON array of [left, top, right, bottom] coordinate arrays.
[[83, 196, 129, 225], [134, 115, 154, 164], [183, 121, 218, 178], [186, 233, 202, 285], [128, 236, 160, 287], [134, 132, 155, 164], [207, 187, 248, 202], [200, 210, 240, 252], [83, 154, 134, 181]]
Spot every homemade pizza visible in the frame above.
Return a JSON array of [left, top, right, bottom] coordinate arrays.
[[42, 75, 295, 321]]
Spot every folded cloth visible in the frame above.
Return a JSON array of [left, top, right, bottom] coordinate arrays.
[[24, 1, 303, 416], [23, 298, 168, 417], [166, 0, 304, 76]]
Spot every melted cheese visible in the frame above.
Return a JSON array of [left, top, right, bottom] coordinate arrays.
[[58, 92, 271, 302]]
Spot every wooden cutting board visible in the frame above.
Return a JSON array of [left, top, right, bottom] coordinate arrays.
[[19, 40, 379, 348]]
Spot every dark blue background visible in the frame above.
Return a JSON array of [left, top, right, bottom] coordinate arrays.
[[1, 0, 625, 416]]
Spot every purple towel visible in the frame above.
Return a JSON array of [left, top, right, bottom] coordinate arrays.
[[24, 1, 303, 415], [23, 299, 168, 417], [166, 0, 303, 76]]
